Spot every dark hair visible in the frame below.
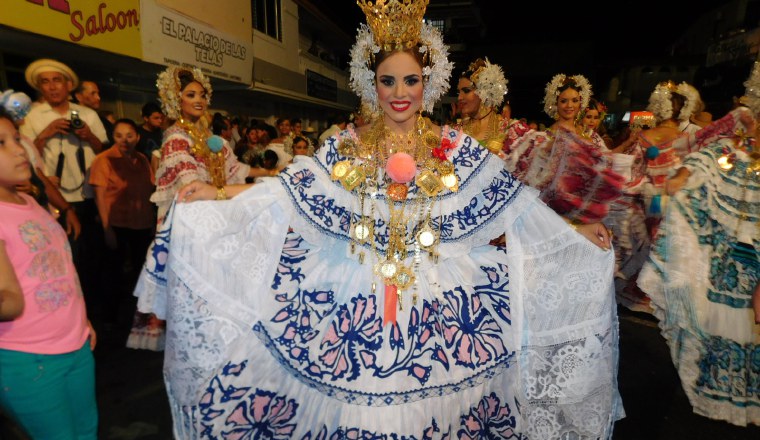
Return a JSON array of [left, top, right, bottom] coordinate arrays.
[[177, 69, 205, 93], [212, 113, 230, 135], [261, 123, 277, 141], [275, 117, 290, 126], [113, 118, 139, 133], [292, 118, 302, 125], [262, 149, 279, 169], [141, 101, 162, 118], [0, 108, 15, 125], [292, 136, 308, 146], [557, 77, 583, 97], [670, 92, 686, 120], [461, 58, 487, 80]]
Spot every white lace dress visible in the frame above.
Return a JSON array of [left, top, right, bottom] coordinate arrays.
[[135, 127, 624, 438]]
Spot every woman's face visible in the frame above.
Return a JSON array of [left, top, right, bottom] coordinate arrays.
[[179, 81, 208, 122], [278, 120, 291, 136], [247, 128, 258, 144], [556, 87, 581, 122], [113, 123, 140, 151], [375, 51, 424, 131], [293, 140, 309, 156], [457, 77, 481, 118], [293, 121, 302, 135], [582, 108, 602, 131], [0, 118, 31, 187]]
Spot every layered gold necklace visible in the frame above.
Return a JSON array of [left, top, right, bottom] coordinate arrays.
[[178, 117, 227, 188], [461, 107, 505, 154], [331, 115, 458, 323]]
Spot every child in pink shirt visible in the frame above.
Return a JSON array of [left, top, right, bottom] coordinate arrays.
[[0, 106, 97, 438]]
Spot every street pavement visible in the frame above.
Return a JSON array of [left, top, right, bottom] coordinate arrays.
[[3, 307, 759, 439]]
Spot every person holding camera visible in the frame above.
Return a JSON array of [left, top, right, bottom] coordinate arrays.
[[19, 59, 108, 321]]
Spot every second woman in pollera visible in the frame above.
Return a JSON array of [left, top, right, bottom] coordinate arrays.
[[126, 67, 277, 351], [503, 74, 625, 225]]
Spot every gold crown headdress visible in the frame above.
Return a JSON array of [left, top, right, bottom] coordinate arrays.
[[349, 0, 453, 113], [358, 0, 428, 51]]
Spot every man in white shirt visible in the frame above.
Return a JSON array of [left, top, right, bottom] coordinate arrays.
[[318, 113, 349, 146], [20, 58, 108, 312]]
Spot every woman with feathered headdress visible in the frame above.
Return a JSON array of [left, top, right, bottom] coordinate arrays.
[[637, 63, 760, 427], [501, 73, 626, 226]]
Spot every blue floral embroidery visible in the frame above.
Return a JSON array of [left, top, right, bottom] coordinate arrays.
[[457, 392, 520, 439], [317, 294, 384, 381], [440, 287, 507, 369]]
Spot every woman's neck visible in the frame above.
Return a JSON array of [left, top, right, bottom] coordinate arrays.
[[383, 115, 415, 136], [0, 186, 25, 205]]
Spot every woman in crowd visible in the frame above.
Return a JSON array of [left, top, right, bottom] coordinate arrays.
[[89, 118, 155, 338], [454, 58, 527, 155], [637, 62, 760, 427], [579, 97, 614, 148], [503, 73, 625, 225], [134, 0, 622, 436], [0, 107, 98, 439], [127, 67, 275, 351]]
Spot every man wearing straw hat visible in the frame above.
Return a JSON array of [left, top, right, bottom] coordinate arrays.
[[20, 58, 108, 313]]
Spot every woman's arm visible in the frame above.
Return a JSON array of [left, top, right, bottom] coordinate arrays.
[[93, 185, 117, 249], [177, 180, 254, 203], [0, 241, 24, 321]]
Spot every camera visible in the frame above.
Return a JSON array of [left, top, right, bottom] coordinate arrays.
[[69, 110, 85, 130]]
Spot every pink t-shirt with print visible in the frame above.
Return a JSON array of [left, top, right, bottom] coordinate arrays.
[[0, 193, 89, 354]]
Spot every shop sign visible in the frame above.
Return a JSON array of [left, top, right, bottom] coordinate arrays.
[[140, 0, 252, 84], [2, 0, 141, 58]]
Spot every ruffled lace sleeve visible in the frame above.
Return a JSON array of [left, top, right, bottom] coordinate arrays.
[[135, 183, 292, 320], [504, 195, 623, 438]]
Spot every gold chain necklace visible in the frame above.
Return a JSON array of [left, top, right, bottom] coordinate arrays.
[[331, 115, 458, 323], [178, 117, 227, 188]]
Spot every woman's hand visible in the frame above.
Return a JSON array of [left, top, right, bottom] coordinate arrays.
[[177, 181, 217, 203], [666, 167, 691, 195], [87, 320, 97, 350], [574, 222, 611, 251]]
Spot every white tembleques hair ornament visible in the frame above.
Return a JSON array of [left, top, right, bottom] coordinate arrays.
[[675, 82, 701, 122], [0, 89, 32, 122], [465, 58, 508, 109], [156, 66, 212, 120], [647, 81, 677, 122], [349, 0, 454, 114], [543, 74, 592, 119], [743, 61, 760, 116]]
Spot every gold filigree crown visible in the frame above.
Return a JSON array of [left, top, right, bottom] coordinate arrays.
[[358, 0, 429, 51]]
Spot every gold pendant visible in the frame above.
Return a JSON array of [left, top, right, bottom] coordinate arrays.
[[440, 173, 458, 191], [375, 260, 398, 279], [352, 219, 374, 243], [436, 160, 454, 175], [331, 160, 352, 180], [416, 169, 444, 197], [416, 224, 438, 249], [394, 266, 415, 290], [340, 166, 366, 191]]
